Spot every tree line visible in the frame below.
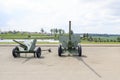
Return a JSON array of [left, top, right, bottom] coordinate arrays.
[[82, 33, 120, 42], [1, 29, 120, 42]]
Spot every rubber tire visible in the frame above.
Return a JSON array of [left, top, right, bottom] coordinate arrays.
[[36, 47, 41, 58], [58, 45, 62, 56], [12, 47, 19, 58], [78, 45, 82, 56]]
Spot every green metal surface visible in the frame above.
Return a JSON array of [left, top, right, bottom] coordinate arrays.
[[13, 39, 27, 50], [59, 21, 80, 50], [16, 50, 35, 53], [58, 21, 82, 57], [13, 39, 37, 52]]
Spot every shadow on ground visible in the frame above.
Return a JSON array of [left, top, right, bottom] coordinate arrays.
[[15, 56, 45, 64], [75, 55, 102, 78], [59, 54, 101, 78]]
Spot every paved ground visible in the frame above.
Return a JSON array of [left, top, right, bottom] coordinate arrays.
[[0, 45, 120, 80]]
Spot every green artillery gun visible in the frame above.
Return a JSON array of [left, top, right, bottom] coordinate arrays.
[[12, 39, 51, 58], [58, 21, 82, 56]]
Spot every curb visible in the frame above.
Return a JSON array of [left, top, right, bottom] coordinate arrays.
[[0, 44, 120, 47]]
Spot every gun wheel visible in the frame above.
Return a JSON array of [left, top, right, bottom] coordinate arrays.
[[36, 47, 41, 58], [12, 47, 19, 58], [78, 45, 82, 56], [58, 45, 62, 56]]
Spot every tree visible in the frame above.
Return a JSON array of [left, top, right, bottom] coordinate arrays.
[[51, 28, 57, 37], [83, 33, 89, 40], [110, 39, 113, 42], [117, 37, 120, 42], [50, 28, 65, 39], [0, 29, 1, 34], [40, 28, 44, 34], [86, 33, 89, 39], [83, 33, 86, 38], [62, 30, 65, 34], [50, 29, 53, 35], [106, 39, 109, 42], [55, 28, 58, 34], [88, 36, 93, 41], [94, 38, 98, 42], [58, 29, 62, 35], [58, 29, 65, 35]]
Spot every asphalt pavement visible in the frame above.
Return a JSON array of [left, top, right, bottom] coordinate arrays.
[[0, 45, 120, 80]]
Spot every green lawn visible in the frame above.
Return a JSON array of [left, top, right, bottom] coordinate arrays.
[[0, 33, 120, 44], [0, 33, 54, 39]]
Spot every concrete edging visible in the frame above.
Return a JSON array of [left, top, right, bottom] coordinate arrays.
[[0, 44, 120, 47]]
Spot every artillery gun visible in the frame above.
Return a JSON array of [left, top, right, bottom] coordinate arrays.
[[12, 39, 51, 58], [58, 21, 82, 56]]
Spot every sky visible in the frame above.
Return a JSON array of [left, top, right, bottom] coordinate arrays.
[[0, 0, 120, 34]]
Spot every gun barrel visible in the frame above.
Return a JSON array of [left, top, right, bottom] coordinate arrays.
[[13, 39, 27, 49], [13, 39, 21, 44], [69, 21, 71, 40]]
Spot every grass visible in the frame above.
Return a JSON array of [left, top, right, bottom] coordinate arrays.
[[0, 35, 54, 39], [0, 33, 54, 39], [0, 42, 59, 44], [0, 33, 120, 44]]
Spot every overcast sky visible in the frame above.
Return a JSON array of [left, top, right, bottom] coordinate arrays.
[[0, 0, 120, 34]]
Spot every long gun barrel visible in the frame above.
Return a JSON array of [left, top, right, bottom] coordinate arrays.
[[13, 39, 27, 50], [69, 21, 71, 41]]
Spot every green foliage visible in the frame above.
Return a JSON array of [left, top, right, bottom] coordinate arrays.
[[1, 31, 120, 44], [117, 37, 120, 42]]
